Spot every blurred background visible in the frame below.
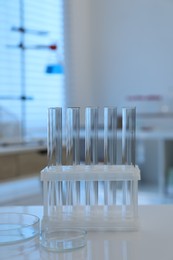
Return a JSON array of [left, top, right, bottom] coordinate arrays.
[[1, 0, 173, 205]]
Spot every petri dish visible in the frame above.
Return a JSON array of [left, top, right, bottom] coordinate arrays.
[[0, 213, 40, 245], [40, 228, 87, 252]]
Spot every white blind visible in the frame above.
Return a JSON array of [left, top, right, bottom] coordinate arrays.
[[0, 0, 65, 142]]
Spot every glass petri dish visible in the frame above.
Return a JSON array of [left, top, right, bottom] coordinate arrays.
[[0, 213, 40, 245], [40, 228, 87, 252]]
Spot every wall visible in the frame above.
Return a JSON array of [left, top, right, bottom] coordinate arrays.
[[64, 0, 173, 116], [64, 0, 93, 112]]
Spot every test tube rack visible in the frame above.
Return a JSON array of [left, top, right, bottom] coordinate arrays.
[[41, 107, 141, 236]]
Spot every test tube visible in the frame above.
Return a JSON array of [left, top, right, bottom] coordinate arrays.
[[122, 107, 136, 166], [85, 107, 98, 165], [47, 107, 62, 207], [47, 107, 62, 167], [85, 107, 99, 205], [66, 107, 80, 165], [122, 107, 136, 215], [104, 107, 117, 205], [66, 107, 80, 205], [104, 107, 117, 164]]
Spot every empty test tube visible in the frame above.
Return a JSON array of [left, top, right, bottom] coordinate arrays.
[[85, 107, 99, 205], [66, 107, 80, 165], [47, 107, 62, 207], [47, 107, 62, 166], [104, 107, 117, 205], [66, 107, 80, 205], [122, 107, 136, 166], [85, 107, 98, 165], [104, 107, 117, 164], [122, 107, 136, 214]]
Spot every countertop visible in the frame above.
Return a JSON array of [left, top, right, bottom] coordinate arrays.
[[0, 139, 46, 155], [0, 205, 173, 259]]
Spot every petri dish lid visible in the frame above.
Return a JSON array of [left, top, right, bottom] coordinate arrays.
[[0, 212, 40, 245], [40, 228, 87, 252]]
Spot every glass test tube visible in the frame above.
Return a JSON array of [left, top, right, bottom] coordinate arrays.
[[66, 107, 80, 205], [122, 107, 136, 166], [104, 107, 117, 164], [47, 107, 62, 166], [104, 107, 117, 205], [47, 107, 62, 207], [85, 107, 98, 165], [85, 107, 99, 205], [122, 107, 136, 215], [66, 107, 80, 164]]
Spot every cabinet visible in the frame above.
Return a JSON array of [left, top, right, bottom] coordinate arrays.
[[136, 131, 173, 194], [0, 146, 47, 180]]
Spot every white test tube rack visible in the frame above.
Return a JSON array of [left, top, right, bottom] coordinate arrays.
[[41, 107, 141, 233]]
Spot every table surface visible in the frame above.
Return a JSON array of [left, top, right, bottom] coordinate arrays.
[[0, 205, 173, 260]]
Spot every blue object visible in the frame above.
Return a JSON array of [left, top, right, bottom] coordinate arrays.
[[46, 64, 64, 74]]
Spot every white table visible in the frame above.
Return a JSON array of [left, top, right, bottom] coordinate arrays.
[[0, 205, 173, 260]]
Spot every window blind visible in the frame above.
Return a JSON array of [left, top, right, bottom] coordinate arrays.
[[0, 0, 65, 142]]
